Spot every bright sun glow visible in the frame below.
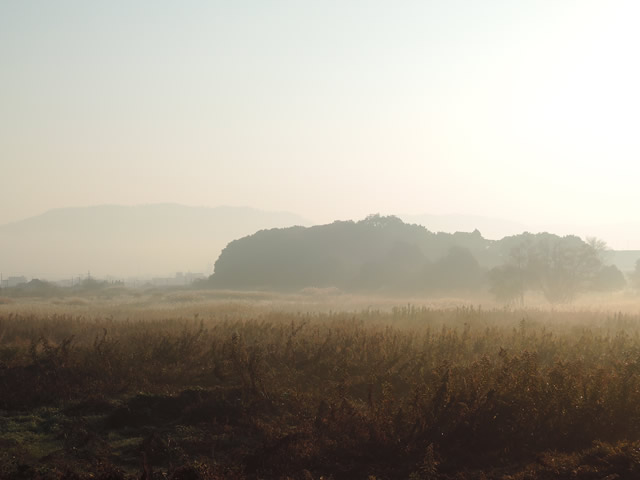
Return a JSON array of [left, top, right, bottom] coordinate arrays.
[[1, 1, 640, 249]]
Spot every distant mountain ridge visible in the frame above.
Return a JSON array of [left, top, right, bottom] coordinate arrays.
[[0, 204, 309, 279], [2, 206, 639, 282]]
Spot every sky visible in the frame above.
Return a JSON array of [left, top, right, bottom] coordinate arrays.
[[2, 1, 640, 247]]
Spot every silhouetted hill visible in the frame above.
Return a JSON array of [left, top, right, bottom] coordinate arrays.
[[0, 204, 309, 279], [400, 214, 640, 255], [399, 213, 527, 241], [210, 215, 491, 292], [210, 215, 628, 298]]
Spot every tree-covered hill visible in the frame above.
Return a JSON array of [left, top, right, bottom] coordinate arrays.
[[211, 214, 486, 292], [209, 215, 628, 301]]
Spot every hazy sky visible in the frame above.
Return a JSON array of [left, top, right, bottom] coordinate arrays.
[[2, 1, 640, 234]]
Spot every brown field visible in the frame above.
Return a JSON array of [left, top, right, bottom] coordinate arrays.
[[2, 289, 640, 479]]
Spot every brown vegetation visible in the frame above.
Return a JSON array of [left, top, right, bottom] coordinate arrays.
[[2, 302, 640, 479]]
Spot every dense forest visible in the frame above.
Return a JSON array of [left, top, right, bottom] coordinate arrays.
[[210, 215, 628, 302]]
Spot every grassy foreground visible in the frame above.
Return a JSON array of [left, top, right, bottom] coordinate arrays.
[[2, 299, 640, 479]]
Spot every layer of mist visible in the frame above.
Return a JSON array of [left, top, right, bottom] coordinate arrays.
[[0, 204, 309, 279]]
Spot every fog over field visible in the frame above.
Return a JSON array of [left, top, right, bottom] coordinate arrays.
[[0, 204, 310, 279], [2, 204, 640, 283], [3, 2, 640, 478]]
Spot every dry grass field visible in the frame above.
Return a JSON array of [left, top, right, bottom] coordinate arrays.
[[2, 288, 640, 479]]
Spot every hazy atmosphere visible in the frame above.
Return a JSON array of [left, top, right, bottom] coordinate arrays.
[[5, 4, 640, 480], [3, 1, 640, 250]]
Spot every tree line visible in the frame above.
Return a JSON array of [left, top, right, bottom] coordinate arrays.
[[209, 215, 634, 302]]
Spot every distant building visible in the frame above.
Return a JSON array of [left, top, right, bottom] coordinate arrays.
[[184, 272, 206, 283], [150, 272, 205, 286], [5, 276, 28, 287]]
